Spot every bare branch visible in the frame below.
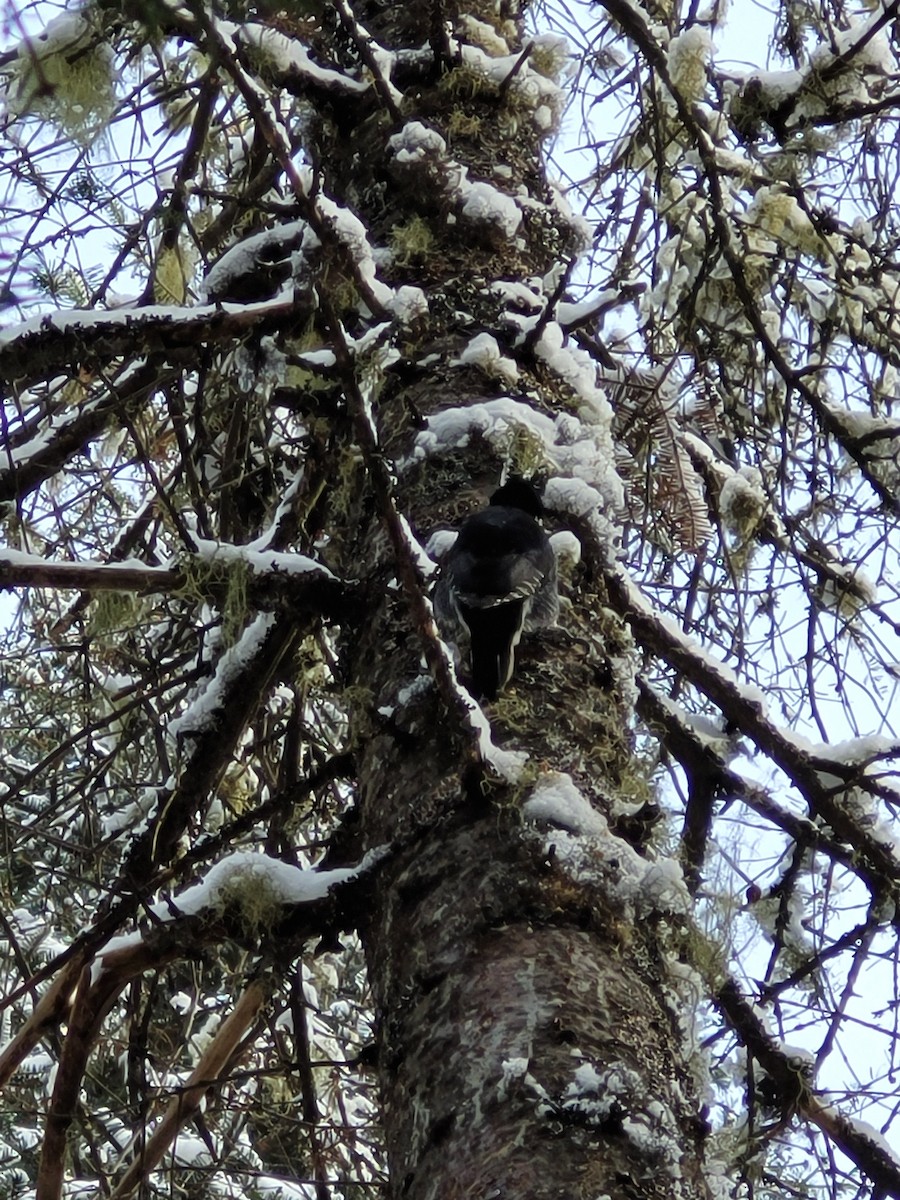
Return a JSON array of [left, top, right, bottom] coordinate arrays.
[[107, 976, 273, 1200]]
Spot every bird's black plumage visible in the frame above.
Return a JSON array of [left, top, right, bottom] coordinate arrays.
[[434, 479, 558, 699]]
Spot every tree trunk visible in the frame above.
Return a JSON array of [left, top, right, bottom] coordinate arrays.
[[348, 542, 710, 1196], [309, 4, 715, 1192]]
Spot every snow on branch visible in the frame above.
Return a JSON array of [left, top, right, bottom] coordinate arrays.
[[193, 7, 398, 323], [726, 3, 900, 137], [453, 39, 569, 135], [99, 848, 388, 975], [523, 770, 690, 919], [717, 978, 900, 1198], [609, 566, 900, 890], [330, 0, 403, 117], [32, 849, 385, 1200], [161, 615, 282, 747], [386, 120, 524, 245], [406, 395, 622, 520], [0, 360, 166, 505], [230, 20, 370, 98], [0, 544, 352, 621], [111, 611, 302, 904], [637, 681, 874, 897], [0, 295, 305, 389], [201, 219, 312, 303]]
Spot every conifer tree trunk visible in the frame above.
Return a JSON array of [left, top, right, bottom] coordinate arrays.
[[308, 3, 713, 1195]]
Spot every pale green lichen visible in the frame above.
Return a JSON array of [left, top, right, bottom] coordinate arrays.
[[529, 34, 571, 83], [446, 109, 483, 140], [438, 65, 499, 103], [719, 468, 766, 542], [221, 559, 251, 646], [666, 26, 710, 103], [213, 871, 285, 937], [7, 10, 116, 146], [153, 241, 198, 305], [390, 215, 436, 265], [89, 592, 139, 637], [498, 422, 551, 478]]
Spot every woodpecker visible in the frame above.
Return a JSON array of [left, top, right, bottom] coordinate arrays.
[[434, 478, 558, 700]]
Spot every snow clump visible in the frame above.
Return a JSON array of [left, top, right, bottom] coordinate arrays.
[[455, 333, 519, 384], [459, 180, 522, 239]]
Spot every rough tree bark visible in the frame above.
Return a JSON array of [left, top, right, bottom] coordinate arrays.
[[302, 2, 715, 1195]]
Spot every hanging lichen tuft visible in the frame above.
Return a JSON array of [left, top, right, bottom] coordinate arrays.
[[6, 9, 117, 146], [153, 241, 198, 305]]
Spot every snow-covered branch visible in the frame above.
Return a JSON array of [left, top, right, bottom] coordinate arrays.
[[33, 849, 385, 1200], [610, 566, 900, 889], [0, 544, 353, 621], [0, 295, 306, 389], [717, 978, 900, 1198]]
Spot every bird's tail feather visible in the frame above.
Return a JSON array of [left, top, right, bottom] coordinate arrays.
[[462, 600, 525, 700]]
